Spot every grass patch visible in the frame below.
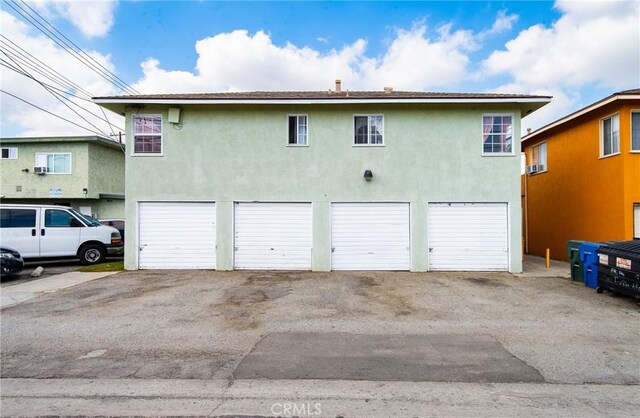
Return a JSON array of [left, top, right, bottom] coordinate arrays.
[[78, 260, 124, 272]]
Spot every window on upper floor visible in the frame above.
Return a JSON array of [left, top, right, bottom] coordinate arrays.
[[631, 111, 640, 152], [354, 115, 384, 145], [529, 142, 547, 172], [288, 115, 308, 145], [1, 147, 17, 159], [601, 114, 620, 157], [482, 114, 513, 155], [35, 153, 71, 174], [133, 114, 162, 155]]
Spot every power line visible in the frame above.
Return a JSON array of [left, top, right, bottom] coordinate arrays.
[[0, 57, 124, 131], [1, 89, 110, 138], [0, 34, 94, 99], [4, 0, 139, 95], [1, 51, 120, 136]]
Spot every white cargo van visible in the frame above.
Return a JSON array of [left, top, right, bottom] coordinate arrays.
[[0, 204, 123, 265]]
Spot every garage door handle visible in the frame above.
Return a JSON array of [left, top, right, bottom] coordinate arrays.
[[428, 247, 433, 252]]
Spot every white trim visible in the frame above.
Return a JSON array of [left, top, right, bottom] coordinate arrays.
[[631, 109, 640, 152], [1, 147, 18, 159], [132, 114, 163, 157], [286, 114, 309, 146], [523, 94, 640, 142], [96, 97, 551, 106], [353, 114, 385, 146], [528, 141, 548, 174], [34, 152, 72, 174], [481, 113, 515, 156], [599, 112, 620, 158]]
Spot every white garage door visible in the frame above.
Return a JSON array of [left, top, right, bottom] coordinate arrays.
[[331, 203, 410, 270], [234, 202, 312, 270], [138, 202, 216, 269], [428, 203, 509, 271], [634, 204, 640, 239]]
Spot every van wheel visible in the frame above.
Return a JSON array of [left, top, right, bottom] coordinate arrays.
[[79, 244, 106, 265]]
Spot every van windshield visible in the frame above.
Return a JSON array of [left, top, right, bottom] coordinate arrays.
[[70, 210, 100, 227]]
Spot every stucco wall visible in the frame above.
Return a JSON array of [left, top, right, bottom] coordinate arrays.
[[124, 103, 524, 272], [0, 142, 89, 200], [87, 143, 125, 199], [523, 101, 640, 261]]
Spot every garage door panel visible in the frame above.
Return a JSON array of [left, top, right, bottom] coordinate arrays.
[[428, 203, 508, 271], [234, 203, 312, 270], [331, 203, 410, 271], [139, 202, 216, 269]]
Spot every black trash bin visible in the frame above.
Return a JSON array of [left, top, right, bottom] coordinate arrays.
[[596, 240, 640, 301]]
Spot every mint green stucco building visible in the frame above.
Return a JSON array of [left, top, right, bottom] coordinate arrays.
[[0, 136, 125, 218], [96, 88, 549, 272]]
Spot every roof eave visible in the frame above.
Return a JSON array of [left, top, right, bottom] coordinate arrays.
[[522, 93, 640, 143], [94, 97, 551, 115]]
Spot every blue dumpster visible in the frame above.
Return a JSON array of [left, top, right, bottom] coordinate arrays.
[[580, 242, 604, 289]]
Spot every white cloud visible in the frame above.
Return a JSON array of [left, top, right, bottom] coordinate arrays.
[[28, 0, 117, 38], [0, 10, 123, 137], [133, 20, 486, 94], [482, 0, 640, 131]]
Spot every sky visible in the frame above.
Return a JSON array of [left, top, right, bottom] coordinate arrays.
[[1, 0, 639, 139]]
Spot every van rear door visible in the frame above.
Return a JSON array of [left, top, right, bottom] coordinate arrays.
[[0, 207, 40, 257], [40, 208, 81, 257]]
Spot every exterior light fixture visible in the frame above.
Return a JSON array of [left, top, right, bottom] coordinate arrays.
[[83, 188, 88, 195], [363, 170, 373, 181], [21, 168, 29, 173]]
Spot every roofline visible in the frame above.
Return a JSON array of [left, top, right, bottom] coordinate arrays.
[[0, 135, 123, 150], [94, 97, 550, 106], [522, 92, 640, 143]]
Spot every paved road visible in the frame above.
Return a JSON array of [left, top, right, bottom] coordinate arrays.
[[1, 265, 639, 416]]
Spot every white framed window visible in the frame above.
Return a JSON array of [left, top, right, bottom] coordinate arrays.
[[288, 115, 308, 145], [529, 142, 547, 172], [35, 153, 71, 174], [631, 111, 640, 152], [354, 115, 384, 145], [133, 114, 162, 155], [601, 113, 620, 157], [1, 147, 17, 159], [482, 114, 513, 155]]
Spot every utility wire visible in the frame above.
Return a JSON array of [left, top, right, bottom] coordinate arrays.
[[1, 89, 110, 138], [0, 34, 94, 98], [2, 50, 113, 137], [0, 58, 124, 130], [4, 0, 139, 95], [17, 0, 139, 95]]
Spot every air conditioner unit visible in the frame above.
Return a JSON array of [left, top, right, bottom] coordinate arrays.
[[525, 164, 539, 174], [33, 166, 47, 175]]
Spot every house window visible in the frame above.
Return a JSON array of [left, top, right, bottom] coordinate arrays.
[[631, 111, 640, 152], [482, 114, 513, 155], [601, 114, 620, 156], [354, 115, 384, 145], [288, 115, 308, 145], [529, 142, 547, 172], [1, 147, 17, 159], [35, 153, 71, 174], [133, 114, 162, 154]]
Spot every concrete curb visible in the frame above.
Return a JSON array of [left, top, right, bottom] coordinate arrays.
[[1, 271, 119, 309]]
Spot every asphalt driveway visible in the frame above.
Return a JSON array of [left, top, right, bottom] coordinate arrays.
[[1, 266, 639, 416]]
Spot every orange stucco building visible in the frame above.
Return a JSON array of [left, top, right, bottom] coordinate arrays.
[[522, 89, 640, 261]]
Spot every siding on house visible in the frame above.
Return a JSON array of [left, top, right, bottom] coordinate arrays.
[[522, 92, 640, 261]]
